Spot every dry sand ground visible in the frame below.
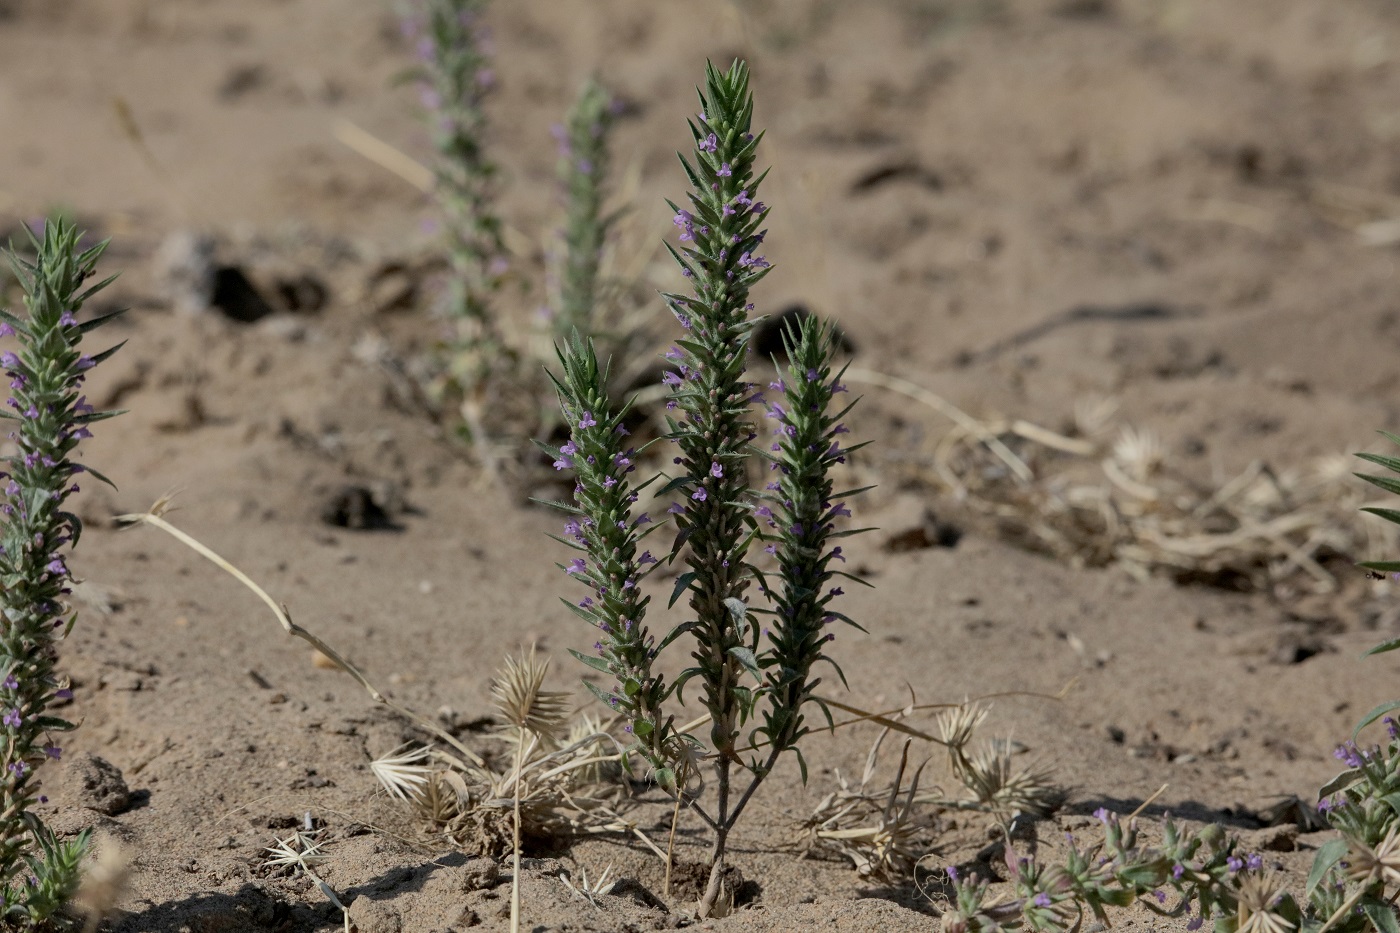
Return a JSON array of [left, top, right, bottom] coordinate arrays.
[[6, 0, 1400, 929]]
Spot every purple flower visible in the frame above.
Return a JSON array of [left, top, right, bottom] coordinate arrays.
[[7, 761, 25, 777], [0, 676, 13, 691], [692, 488, 708, 502], [755, 506, 772, 518], [565, 559, 587, 575], [831, 503, 852, 518], [829, 587, 844, 597], [1335, 742, 1365, 768], [0, 324, 12, 338], [710, 462, 723, 478], [564, 521, 581, 536], [76, 356, 94, 371], [0, 352, 17, 369], [789, 523, 803, 536], [579, 597, 594, 608], [2, 709, 19, 728], [58, 312, 77, 327], [1032, 893, 1051, 908], [55, 688, 72, 701], [46, 559, 65, 576], [561, 441, 578, 456], [1245, 853, 1262, 872], [578, 411, 598, 428], [667, 503, 685, 514], [717, 163, 732, 177], [945, 866, 959, 882], [1093, 807, 1111, 823], [634, 513, 651, 526], [1172, 863, 1185, 880], [42, 745, 59, 760], [553, 456, 574, 471], [639, 551, 656, 565], [662, 371, 682, 387], [764, 544, 777, 554], [699, 132, 718, 152], [1226, 855, 1244, 874], [1186, 916, 1203, 931]]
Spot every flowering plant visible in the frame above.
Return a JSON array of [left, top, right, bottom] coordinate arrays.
[[401, 0, 507, 383], [0, 219, 124, 927], [936, 436, 1400, 933], [548, 60, 865, 917], [552, 77, 618, 341]]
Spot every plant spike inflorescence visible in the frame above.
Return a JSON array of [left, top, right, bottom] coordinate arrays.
[[755, 318, 868, 779], [553, 78, 618, 342], [0, 219, 124, 927], [402, 0, 508, 382], [551, 60, 864, 918]]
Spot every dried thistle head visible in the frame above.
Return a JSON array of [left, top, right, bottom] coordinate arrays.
[[1234, 871, 1296, 933], [263, 831, 331, 874], [75, 833, 129, 933], [1111, 425, 1163, 482], [937, 701, 990, 752], [963, 745, 1061, 818], [1072, 395, 1118, 438], [493, 645, 570, 743], [370, 744, 434, 803]]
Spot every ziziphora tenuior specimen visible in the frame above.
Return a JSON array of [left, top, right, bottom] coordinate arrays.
[[754, 318, 866, 778], [553, 78, 618, 341], [0, 220, 124, 926], [402, 0, 507, 380], [547, 333, 673, 778], [551, 60, 863, 918]]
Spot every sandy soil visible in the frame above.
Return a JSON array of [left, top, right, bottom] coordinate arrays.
[[6, 0, 1400, 930]]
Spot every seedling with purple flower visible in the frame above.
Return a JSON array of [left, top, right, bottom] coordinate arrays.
[[549, 60, 865, 917], [0, 219, 124, 926]]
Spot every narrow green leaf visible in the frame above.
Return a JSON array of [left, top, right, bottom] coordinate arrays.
[[729, 646, 761, 681], [1364, 636, 1400, 656], [1354, 700, 1400, 739], [669, 572, 696, 609], [1356, 472, 1400, 497], [1356, 452, 1400, 474], [1362, 899, 1400, 933], [1318, 768, 1362, 799], [569, 650, 613, 675], [1359, 507, 1400, 527]]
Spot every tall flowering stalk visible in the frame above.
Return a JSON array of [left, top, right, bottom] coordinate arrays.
[[545, 334, 673, 779], [402, 0, 507, 379], [661, 59, 774, 916], [756, 318, 867, 777], [553, 78, 618, 341], [0, 220, 124, 926], [551, 60, 863, 918]]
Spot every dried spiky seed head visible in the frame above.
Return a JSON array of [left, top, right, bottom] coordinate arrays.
[[370, 744, 434, 802], [1111, 425, 1162, 481], [493, 645, 570, 742], [1234, 870, 1295, 933], [937, 702, 990, 751]]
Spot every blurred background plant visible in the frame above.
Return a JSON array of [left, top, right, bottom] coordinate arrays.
[[400, 0, 510, 442]]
